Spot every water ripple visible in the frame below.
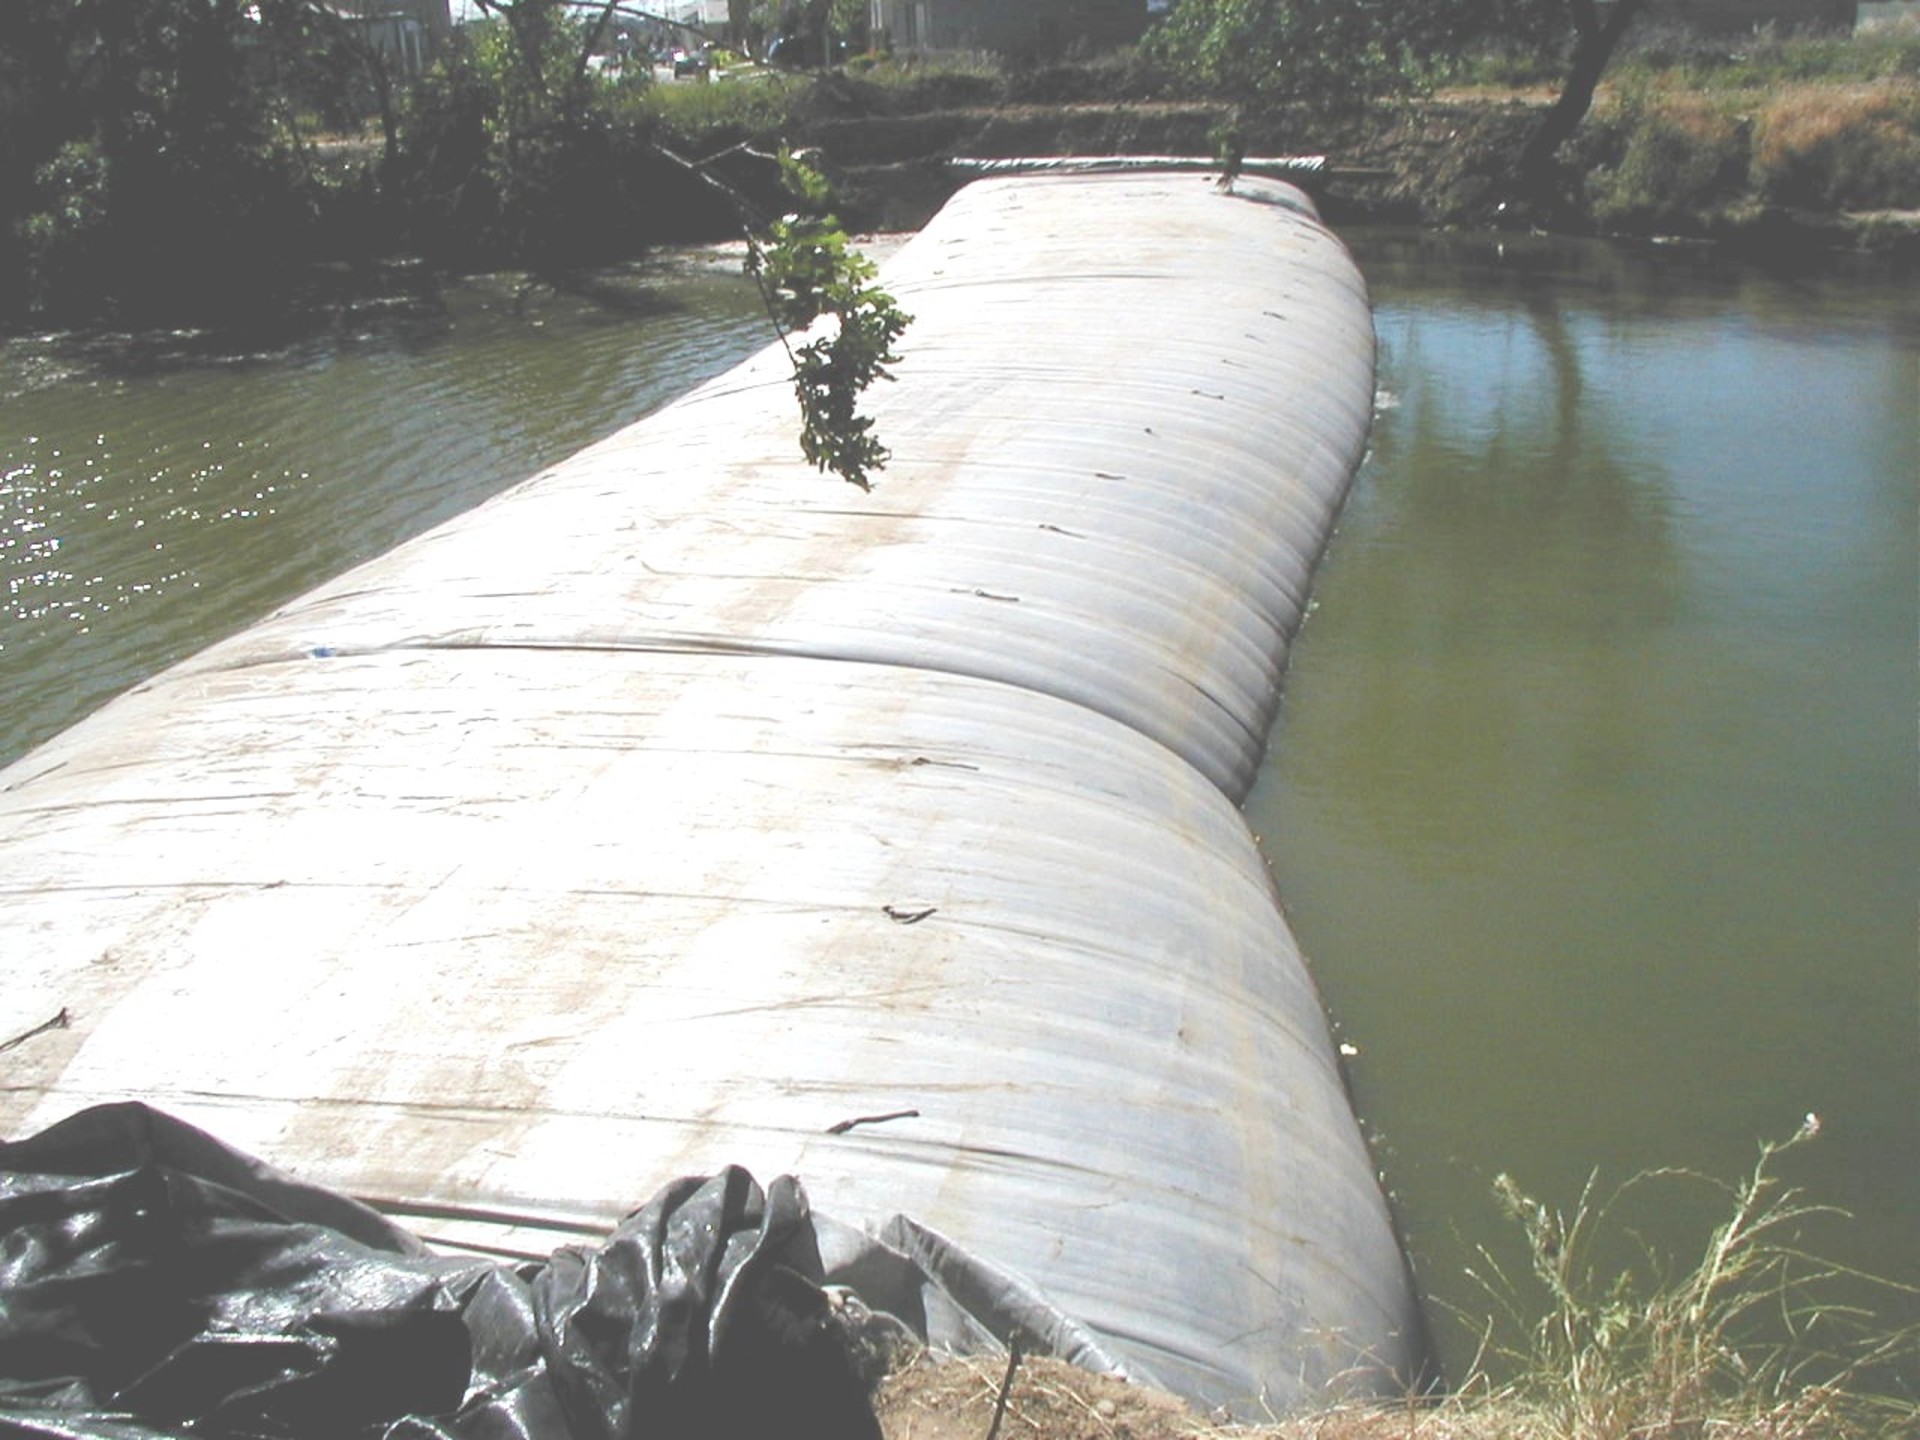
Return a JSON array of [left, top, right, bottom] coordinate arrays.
[[0, 262, 767, 766]]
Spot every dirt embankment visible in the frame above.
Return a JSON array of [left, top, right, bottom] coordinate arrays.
[[783, 96, 1560, 233], [786, 93, 1916, 258], [788, 100, 1241, 231]]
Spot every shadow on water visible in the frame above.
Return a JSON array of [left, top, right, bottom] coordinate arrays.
[[21, 260, 724, 387]]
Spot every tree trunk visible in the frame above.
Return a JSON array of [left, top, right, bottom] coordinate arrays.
[[1519, 0, 1649, 192], [806, 0, 831, 67]]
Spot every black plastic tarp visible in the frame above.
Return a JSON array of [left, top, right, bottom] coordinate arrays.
[[0, 1104, 888, 1440]]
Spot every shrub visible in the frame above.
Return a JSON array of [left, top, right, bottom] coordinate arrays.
[[1588, 87, 1752, 230], [19, 140, 111, 313], [1444, 1121, 1920, 1440], [1611, 22, 1920, 90], [638, 68, 812, 136], [389, 43, 505, 262], [1145, 0, 1437, 109], [842, 53, 1006, 111], [1444, 41, 1576, 92], [1752, 82, 1920, 210], [1732, 22, 1920, 86]]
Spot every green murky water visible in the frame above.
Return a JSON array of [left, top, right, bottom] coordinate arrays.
[[1246, 230, 1918, 1391], [0, 253, 768, 765]]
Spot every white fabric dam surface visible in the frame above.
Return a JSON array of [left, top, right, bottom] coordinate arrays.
[[0, 174, 1419, 1411]]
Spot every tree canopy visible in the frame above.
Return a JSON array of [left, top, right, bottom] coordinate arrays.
[[0, 0, 906, 489], [1148, 0, 1654, 189], [1145, 0, 1468, 105]]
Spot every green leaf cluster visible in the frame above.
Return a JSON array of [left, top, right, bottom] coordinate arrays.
[[746, 155, 909, 491], [1146, 0, 1566, 106], [1146, 0, 1439, 105]]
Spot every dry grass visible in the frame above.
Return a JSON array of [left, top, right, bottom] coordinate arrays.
[[1751, 81, 1920, 208], [1584, 72, 1920, 224], [1588, 87, 1752, 225], [880, 1125, 1919, 1440], [881, 1356, 1917, 1440]]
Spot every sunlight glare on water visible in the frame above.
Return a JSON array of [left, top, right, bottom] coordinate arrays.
[[0, 258, 767, 764]]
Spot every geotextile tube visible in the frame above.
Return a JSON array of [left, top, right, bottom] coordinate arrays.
[[0, 173, 1424, 1416]]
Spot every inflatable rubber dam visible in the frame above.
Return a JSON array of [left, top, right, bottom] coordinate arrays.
[[0, 173, 1425, 1416]]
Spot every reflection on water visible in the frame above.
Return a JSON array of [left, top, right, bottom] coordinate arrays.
[[1247, 230, 1919, 1391], [0, 256, 768, 764]]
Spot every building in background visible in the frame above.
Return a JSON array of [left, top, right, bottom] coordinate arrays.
[[325, 0, 452, 73], [658, 0, 733, 28], [869, 0, 1148, 59]]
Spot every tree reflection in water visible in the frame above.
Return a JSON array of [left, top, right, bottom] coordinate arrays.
[[1247, 228, 1919, 1395]]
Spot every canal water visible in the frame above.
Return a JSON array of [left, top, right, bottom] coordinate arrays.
[[3, 232, 1914, 1392], [1245, 229, 1918, 1390], [0, 252, 770, 766]]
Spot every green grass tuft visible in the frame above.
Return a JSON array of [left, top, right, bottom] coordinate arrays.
[[1431, 1119, 1920, 1440]]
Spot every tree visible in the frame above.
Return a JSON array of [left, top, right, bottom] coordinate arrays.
[[418, 3, 909, 488], [1148, 0, 1657, 193], [465, 0, 597, 123], [2, 0, 906, 487], [753, 0, 864, 65], [1, 0, 353, 320], [1516, 0, 1652, 191], [1146, 0, 1455, 108]]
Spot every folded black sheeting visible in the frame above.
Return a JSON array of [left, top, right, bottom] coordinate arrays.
[[0, 1105, 882, 1440]]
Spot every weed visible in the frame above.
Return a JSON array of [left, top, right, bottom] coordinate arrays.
[[635, 69, 811, 138], [1587, 85, 1752, 229], [843, 51, 1006, 110], [1752, 82, 1920, 209], [1447, 44, 1571, 92], [1613, 24, 1920, 90], [874, 1127, 1917, 1440], [1443, 1117, 1920, 1439]]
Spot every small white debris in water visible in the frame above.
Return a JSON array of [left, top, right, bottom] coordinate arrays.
[[1339, 1042, 1360, 1057]]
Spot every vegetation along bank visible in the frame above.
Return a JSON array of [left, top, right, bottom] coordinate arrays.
[[4, 0, 1917, 332]]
